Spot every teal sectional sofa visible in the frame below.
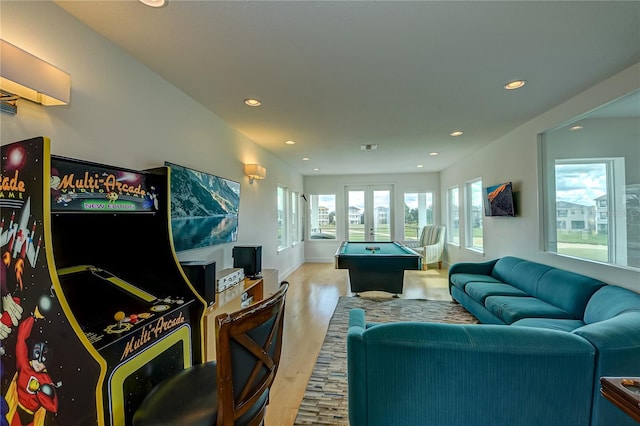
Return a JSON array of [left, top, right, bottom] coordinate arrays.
[[346, 256, 640, 426]]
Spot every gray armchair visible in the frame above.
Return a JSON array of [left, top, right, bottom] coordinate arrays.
[[403, 225, 445, 270]]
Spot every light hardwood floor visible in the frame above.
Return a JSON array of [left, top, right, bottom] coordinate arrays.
[[264, 262, 452, 425]]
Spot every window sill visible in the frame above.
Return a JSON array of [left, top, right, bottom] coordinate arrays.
[[465, 247, 485, 256]]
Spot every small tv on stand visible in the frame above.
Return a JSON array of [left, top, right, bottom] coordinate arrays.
[[233, 245, 262, 279]]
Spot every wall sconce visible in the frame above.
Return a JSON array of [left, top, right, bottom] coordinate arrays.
[[244, 164, 266, 184], [1, 39, 71, 114]]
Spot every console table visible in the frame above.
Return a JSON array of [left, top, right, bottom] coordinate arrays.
[[203, 268, 278, 360], [600, 376, 640, 423]]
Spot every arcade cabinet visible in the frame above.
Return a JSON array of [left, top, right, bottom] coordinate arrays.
[[1, 137, 206, 426]]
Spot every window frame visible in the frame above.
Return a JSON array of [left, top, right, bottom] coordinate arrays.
[[447, 185, 460, 246], [277, 185, 288, 251], [465, 178, 483, 252], [403, 192, 434, 240], [308, 193, 337, 240]]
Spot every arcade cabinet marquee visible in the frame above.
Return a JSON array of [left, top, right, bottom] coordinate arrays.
[[1, 137, 206, 426]]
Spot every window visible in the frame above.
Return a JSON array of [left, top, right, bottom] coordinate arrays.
[[403, 192, 434, 240], [277, 186, 287, 250], [447, 186, 460, 245], [309, 194, 336, 239], [540, 90, 639, 270], [278, 187, 302, 249], [291, 191, 300, 245], [549, 160, 628, 264], [465, 178, 483, 252], [346, 186, 392, 241]]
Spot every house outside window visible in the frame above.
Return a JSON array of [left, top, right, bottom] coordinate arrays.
[[309, 194, 336, 239]]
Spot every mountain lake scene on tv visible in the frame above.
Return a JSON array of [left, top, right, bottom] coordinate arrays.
[[168, 163, 241, 252]]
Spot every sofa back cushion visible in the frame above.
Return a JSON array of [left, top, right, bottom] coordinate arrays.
[[348, 312, 597, 426], [536, 269, 606, 319], [507, 261, 554, 294], [490, 256, 526, 283], [584, 285, 640, 324], [491, 257, 606, 319]]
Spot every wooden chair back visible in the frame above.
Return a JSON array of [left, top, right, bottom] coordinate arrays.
[[214, 281, 289, 425]]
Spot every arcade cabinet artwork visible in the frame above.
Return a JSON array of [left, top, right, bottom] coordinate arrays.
[[1, 137, 206, 426]]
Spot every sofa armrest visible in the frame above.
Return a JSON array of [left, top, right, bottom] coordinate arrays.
[[347, 308, 368, 424], [448, 258, 499, 291], [572, 311, 640, 426], [448, 258, 499, 276], [573, 311, 640, 374]]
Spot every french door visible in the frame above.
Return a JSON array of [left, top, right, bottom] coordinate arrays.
[[345, 185, 393, 242]]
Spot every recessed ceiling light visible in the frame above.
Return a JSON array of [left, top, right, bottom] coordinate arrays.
[[569, 125, 584, 131], [302, 157, 310, 161], [504, 80, 526, 90], [285, 140, 296, 145], [429, 152, 439, 156], [417, 164, 424, 168], [360, 144, 378, 151], [244, 98, 262, 107], [139, 0, 167, 7], [450, 131, 463, 137], [313, 168, 320, 171]]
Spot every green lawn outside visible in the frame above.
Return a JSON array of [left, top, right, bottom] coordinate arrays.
[[557, 231, 608, 245]]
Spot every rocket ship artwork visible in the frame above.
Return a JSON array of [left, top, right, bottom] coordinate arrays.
[[0, 197, 42, 276]]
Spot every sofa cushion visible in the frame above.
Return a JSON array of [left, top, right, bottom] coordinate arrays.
[[348, 308, 597, 426], [485, 295, 574, 324], [583, 285, 640, 324], [465, 282, 528, 304], [506, 261, 554, 295], [490, 256, 526, 283], [511, 318, 586, 332], [534, 269, 606, 318], [449, 274, 502, 291]]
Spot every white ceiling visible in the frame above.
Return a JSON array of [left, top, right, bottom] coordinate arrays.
[[52, 0, 640, 176]]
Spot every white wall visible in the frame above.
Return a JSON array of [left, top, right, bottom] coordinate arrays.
[[303, 172, 440, 262], [0, 1, 304, 279], [2, 2, 637, 291], [440, 63, 640, 291]]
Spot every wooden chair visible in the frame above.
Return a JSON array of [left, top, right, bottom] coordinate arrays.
[[132, 281, 289, 426]]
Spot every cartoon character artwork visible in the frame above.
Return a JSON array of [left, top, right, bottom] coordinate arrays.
[[4, 308, 61, 426], [106, 191, 118, 203], [0, 259, 23, 345], [50, 169, 78, 207], [142, 186, 159, 211], [0, 197, 42, 345]]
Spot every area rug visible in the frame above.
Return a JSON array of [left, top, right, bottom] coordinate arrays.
[[294, 297, 479, 425]]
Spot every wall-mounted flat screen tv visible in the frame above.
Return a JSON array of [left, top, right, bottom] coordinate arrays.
[[165, 162, 241, 252], [484, 182, 515, 217]]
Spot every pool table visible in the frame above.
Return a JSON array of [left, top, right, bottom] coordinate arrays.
[[334, 241, 422, 296]]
